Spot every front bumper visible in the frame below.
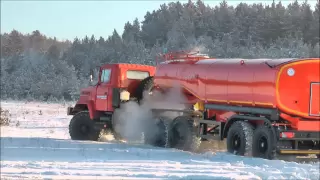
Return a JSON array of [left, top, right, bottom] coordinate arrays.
[[67, 107, 75, 115]]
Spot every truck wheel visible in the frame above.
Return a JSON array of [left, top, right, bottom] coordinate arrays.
[[167, 116, 201, 152], [135, 76, 153, 102], [69, 111, 100, 141], [252, 124, 276, 160], [226, 121, 254, 156], [143, 116, 170, 147]]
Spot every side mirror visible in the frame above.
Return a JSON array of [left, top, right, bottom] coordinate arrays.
[[89, 66, 101, 86], [90, 69, 93, 82]]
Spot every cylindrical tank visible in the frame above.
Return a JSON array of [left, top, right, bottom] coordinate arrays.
[[154, 58, 320, 120]]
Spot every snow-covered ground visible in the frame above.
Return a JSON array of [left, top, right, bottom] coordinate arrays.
[[1, 101, 319, 180]]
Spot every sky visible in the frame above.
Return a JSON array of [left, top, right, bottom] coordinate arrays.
[[1, 0, 318, 41]]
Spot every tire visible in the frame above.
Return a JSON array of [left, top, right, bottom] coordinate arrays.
[[135, 76, 154, 102], [252, 124, 276, 160], [69, 111, 100, 141], [143, 116, 170, 148], [226, 121, 254, 156], [167, 116, 201, 152]]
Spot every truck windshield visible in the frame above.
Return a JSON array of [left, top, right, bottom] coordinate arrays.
[[126, 70, 149, 80], [101, 69, 111, 83]]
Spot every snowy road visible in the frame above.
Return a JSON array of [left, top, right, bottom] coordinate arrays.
[[1, 101, 319, 179]]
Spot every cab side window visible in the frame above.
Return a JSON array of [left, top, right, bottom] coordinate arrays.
[[100, 69, 111, 83]]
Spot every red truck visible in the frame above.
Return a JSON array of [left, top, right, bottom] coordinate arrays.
[[67, 51, 320, 160]]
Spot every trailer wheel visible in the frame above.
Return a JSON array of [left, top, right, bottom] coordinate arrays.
[[252, 124, 276, 160], [135, 76, 154, 102], [226, 121, 253, 156], [69, 111, 100, 141], [167, 116, 201, 152]]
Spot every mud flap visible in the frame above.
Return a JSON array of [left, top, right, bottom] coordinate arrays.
[[112, 88, 121, 108]]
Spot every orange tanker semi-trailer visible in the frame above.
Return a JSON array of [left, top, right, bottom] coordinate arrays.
[[151, 53, 320, 160]]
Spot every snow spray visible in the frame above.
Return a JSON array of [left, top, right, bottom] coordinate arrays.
[[112, 83, 188, 144]]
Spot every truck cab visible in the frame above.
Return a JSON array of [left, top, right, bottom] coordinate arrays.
[[68, 63, 155, 117], [67, 63, 155, 141], [94, 63, 155, 112]]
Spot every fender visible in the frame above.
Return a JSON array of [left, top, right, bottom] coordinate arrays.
[[86, 100, 96, 120], [68, 100, 97, 120]]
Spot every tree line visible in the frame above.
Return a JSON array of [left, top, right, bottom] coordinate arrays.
[[1, 0, 319, 101]]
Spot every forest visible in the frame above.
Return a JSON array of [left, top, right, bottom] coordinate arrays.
[[1, 0, 319, 101]]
